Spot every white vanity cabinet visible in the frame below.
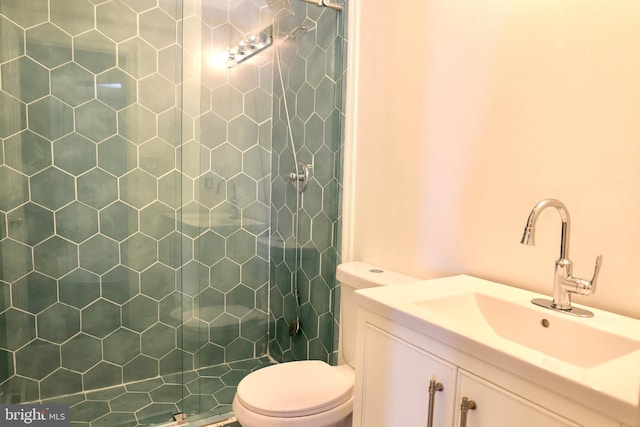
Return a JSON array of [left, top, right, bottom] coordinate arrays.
[[354, 311, 623, 427], [359, 323, 456, 426]]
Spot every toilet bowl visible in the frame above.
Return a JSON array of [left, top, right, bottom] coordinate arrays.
[[232, 262, 418, 427]]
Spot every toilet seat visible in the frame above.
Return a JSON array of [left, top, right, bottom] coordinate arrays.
[[236, 361, 353, 418]]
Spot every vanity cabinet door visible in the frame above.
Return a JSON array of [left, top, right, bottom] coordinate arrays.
[[358, 323, 457, 427], [455, 370, 580, 427]]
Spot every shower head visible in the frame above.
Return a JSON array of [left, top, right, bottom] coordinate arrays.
[[265, 0, 294, 22]]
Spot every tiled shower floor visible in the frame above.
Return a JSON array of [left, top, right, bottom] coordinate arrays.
[[41, 357, 273, 427]]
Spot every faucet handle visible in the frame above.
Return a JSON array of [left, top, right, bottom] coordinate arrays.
[[589, 254, 603, 293], [562, 254, 603, 296]]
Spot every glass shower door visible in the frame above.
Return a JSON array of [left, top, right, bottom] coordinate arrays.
[[0, 1, 190, 424]]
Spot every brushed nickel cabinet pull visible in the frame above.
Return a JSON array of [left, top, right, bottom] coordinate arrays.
[[427, 379, 443, 427], [460, 396, 477, 427]]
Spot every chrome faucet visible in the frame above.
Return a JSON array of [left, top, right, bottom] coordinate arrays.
[[520, 199, 603, 317]]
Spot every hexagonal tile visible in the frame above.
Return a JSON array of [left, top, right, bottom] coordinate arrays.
[[304, 114, 324, 154], [0, 16, 24, 64], [120, 169, 157, 208], [28, 96, 73, 140], [102, 265, 140, 304], [56, 202, 98, 243], [96, 0, 137, 42], [181, 318, 207, 353], [97, 69, 137, 110], [79, 234, 119, 274], [0, 348, 12, 380], [194, 343, 224, 369], [228, 0, 260, 34], [0, 308, 36, 351], [139, 73, 175, 114], [51, 63, 95, 107], [140, 138, 175, 177], [74, 30, 116, 74], [180, 261, 209, 297], [120, 0, 156, 12], [104, 328, 141, 365], [118, 104, 157, 144], [0, 281, 10, 312], [15, 339, 60, 380], [121, 233, 157, 272], [158, 107, 187, 147], [245, 88, 272, 124], [179, 141, 210, 179], [159, 231, 192, 268], [227, 230, 256, 264], [4, 131, 51, 176], [78, 168, 118, 209], [159, 171, 193, 209], [230, 62, 260, 94], [211, 85, 243, 120], [124, 354, 158, 383], [193, 231, 225, 267], [118, 37, 157, 79], [140, 263, 175, 301], [7, 202, 54, 246], [1, 0, 48, 28], [228, 115, 259, 151], [140, 202, 175, 241], [54, 133, 97, 175], [38, 302, 80, 343], [0, 239, 33, 283], [316, 77, 337, 119], [59, 269, 101, 309], [210, 258, 241, 293], [83, 361, 122, 391], [0, 92, 26, 139], [193, 288, 224, 322], [100, 201, 138, 241], [82, 299, 121, 338], [139, 8, 176, 49], [195, 174, 225, 209], [224, 336, 253, 361], [31, 167, 75, 210], [199, 111, 227, 149], [158, 45, 184, 84], [34, 236, 78, 279], [26, 22, 72, 69], [1, 57, 49, 103], [211, 143, 242, 177], [41, 368, 82, 399], [141, 323, 175, 358], [209, 313, 239, 347], [122, 294, 157, 332], [0, 167, 29, 211], [242, 145, 269, 182], [98, 136, 138, 176], [76, 100, 118, 142], [51, 0, 95, 35], [296, 83, 315, 122]]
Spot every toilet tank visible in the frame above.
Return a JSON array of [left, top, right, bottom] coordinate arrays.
[[336, 262, 419, 367]]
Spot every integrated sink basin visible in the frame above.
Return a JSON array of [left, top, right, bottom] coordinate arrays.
[[415, 292, 640, 368], [353, 274, 640, 422]]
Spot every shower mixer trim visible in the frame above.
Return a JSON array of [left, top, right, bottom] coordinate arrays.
[[289, 162, 312, 192]]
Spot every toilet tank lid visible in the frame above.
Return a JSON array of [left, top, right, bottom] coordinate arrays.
[[336, 262, 420, 289]]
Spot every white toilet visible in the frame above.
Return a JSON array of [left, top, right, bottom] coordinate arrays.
[[232, 262, 418, 427]]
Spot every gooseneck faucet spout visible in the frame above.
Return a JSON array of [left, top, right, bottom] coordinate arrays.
[[520, 199, 603, 318]]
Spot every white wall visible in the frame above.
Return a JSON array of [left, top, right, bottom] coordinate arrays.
[[344, 0, 640, 318]]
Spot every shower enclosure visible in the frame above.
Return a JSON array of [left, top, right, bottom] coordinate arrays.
[[0, 0, 346, 424]]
